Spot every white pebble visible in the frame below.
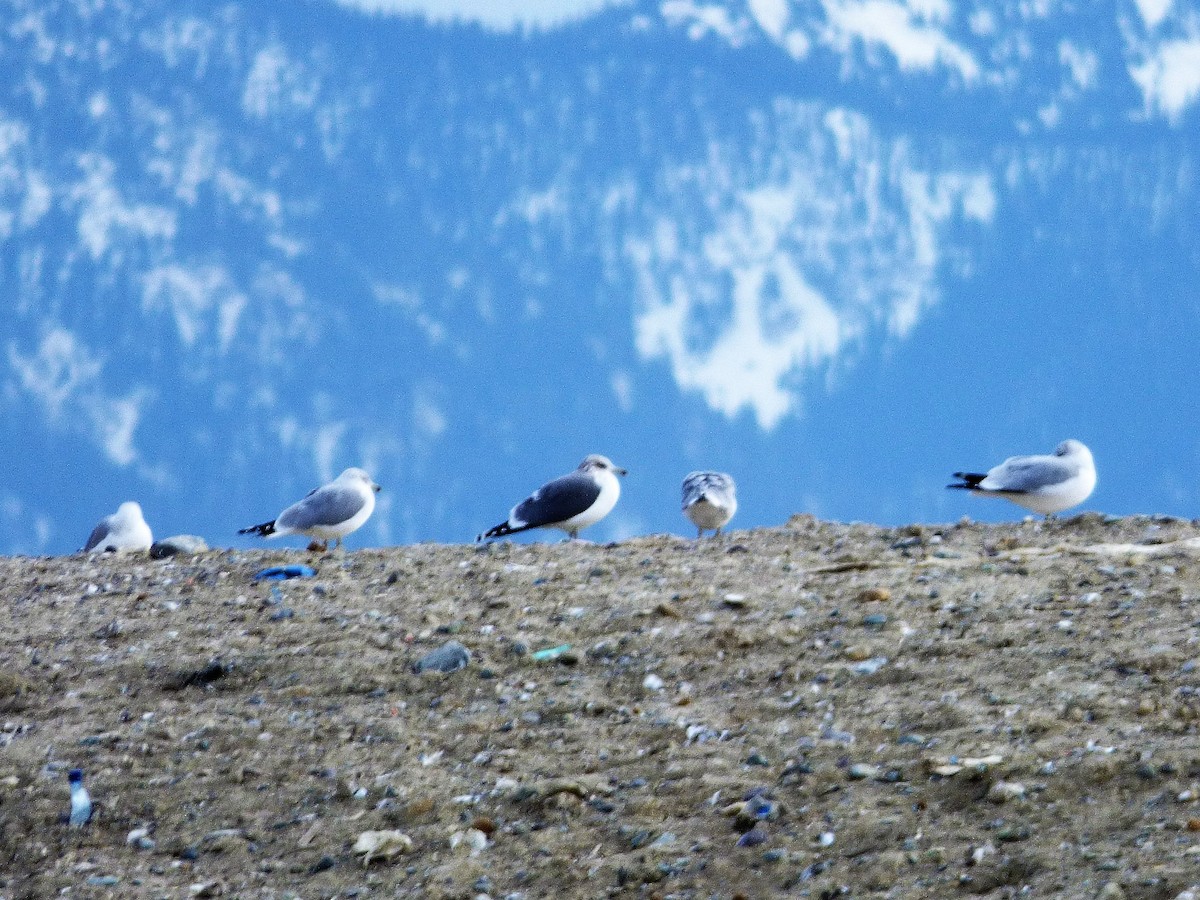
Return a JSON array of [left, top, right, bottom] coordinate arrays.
[[643, 673, 665, 691], [987, 780, 1027, 803]]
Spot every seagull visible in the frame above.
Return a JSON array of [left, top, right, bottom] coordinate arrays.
[[479, 454, 627, 541], [82, 501, 152, 554], [681, 471, 738, 537], [239, 467, 381, 551], [947, 439, 1096, 516], [68, 769, 92, 827]]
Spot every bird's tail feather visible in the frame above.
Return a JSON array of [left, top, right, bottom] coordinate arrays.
[[239, 520, 276, 537]]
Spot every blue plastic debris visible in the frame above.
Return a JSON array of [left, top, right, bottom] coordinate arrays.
[[254, 565, 316, 581], [531, 644, 572, 662], [68, 769, 92, 827], [747, 797, 776, 820]]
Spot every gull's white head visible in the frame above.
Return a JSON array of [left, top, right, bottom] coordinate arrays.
[[115, 501, 144, 522], [1055, 439, 1093, 464], [578, 455, 627, 477], [337, 468, 382, 493]]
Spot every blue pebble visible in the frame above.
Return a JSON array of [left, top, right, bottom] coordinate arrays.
[[737, 827, 768, 848]]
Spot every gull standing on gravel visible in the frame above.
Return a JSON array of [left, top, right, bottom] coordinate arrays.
[[947, 439, 1096, 516], [479, 454, 627, 541], [82, 501, 152, 554], [681, 471, 738, 537], [239, 467, 381, 551]]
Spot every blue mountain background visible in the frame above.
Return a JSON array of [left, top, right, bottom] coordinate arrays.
[[1, 0, 1198, 554]]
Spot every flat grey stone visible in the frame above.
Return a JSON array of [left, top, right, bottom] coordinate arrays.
[[150, 535, 210, 558]]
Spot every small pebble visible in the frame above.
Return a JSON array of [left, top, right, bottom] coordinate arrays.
[[642, 673, 665, 691], [848, 763, 880, 780], [856, 587, 890, 602], [852, 657, 889, 675], [450, 828, 488, 852], [127, 826, 155, 851], [413, 641, 471, 674], [737, 826, 768, 847], [255, 565, 316, 581], [149, 535, 209, 558], [988, 781, 1027, 803], [309, 855, 336, 874]]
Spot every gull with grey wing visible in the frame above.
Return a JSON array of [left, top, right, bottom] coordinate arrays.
[[239, 467, 380, 551], [947, 439, 1096, 516], [82, 501, 152, 554]]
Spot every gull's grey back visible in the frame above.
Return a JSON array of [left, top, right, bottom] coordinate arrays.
[[990, 455, 1077, 492], [279, 485, 368, 530]]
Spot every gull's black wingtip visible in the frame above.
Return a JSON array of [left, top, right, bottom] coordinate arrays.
[[238, 520, 276, 537], [480, 522, 513, 541], [947, 472, 987, 490]]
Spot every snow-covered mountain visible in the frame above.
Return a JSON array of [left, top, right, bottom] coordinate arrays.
[[1, 0, 1198, 554]]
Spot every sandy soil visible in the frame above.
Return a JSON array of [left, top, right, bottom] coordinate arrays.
[[3, 514, 1200, 899]]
